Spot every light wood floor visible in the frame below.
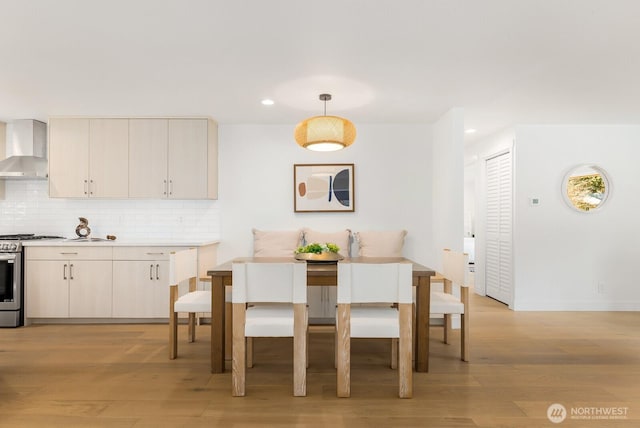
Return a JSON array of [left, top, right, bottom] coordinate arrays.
[[2, 294, 640, 427]]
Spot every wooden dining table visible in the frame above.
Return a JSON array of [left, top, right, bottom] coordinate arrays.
[[207, 256, 436, 373]]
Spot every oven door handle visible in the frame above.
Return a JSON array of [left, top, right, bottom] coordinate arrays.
[[0, 254, 17, 262]]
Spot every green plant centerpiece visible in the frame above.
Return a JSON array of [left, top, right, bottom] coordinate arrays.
[[294, 242, 343, 262]]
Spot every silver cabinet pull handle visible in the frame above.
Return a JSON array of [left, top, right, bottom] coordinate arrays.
[[90, 179, 94, 195], [163, 179, 167, 195], [156, 264, 160, 280], [169, 179, 173, 195], [150, 264, 153, 280], [69, 264, 74, 280], [84, 180, 88, 195], [146, 252, 164, 256], [63, 263, 67, 280], [60, 252, 78, 255]]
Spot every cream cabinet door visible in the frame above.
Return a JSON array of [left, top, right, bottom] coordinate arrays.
[[49, 118, 90, 198], [154, 260, 170, 317], [308, 286, 337, 323], [68, 260, 113, 317], [112, 260, 169, 318], [88, 119, 129, 198], [25, 260, 70, 318], [167, 119, 208, 199], [129, 119, 169, 198], [307, 286, 324, 320]]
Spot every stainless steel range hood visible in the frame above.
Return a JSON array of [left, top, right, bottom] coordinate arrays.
[[0, 119, 48, 179]]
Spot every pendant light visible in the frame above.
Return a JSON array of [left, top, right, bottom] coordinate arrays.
[[294, 94, 356, 151]]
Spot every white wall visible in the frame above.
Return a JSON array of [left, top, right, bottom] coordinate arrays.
[[431, 108, 465, 271], [217, 123, 438, 266], [463, 160, 475, 238], [513, 125, 640, 310]]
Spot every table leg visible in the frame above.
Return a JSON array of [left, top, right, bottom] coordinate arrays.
[[415, 275, 431, 372], [211, 274, 225, 373]]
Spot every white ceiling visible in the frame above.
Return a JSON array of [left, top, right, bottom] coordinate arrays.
[[2, 0, 640, 142]]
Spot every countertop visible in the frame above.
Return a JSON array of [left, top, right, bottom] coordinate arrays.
[[22, 238, 220, 247]]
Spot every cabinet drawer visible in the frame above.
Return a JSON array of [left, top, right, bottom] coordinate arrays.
[[112, 246, 189, 261], [26, 246, 113, 260]]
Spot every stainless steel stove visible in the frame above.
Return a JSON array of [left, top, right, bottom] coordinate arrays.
[[0, 234, 64, 327]]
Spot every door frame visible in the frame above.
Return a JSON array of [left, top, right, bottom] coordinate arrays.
[[475, 147, 515, 308]]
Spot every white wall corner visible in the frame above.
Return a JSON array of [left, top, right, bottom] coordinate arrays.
[[431, 108, 465, 272]]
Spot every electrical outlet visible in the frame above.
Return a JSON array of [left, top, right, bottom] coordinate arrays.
[[597, 281, 606, 293]]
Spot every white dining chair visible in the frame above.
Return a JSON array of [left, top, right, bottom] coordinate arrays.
[[430, 249, 470, 362], [169, 248, 211, 359], [336, 261, 413, 398], [231, 261, 308, 397]]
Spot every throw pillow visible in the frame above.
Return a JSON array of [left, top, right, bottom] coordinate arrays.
[[252, 228, 303, 257], [354, 230, 407, 257]]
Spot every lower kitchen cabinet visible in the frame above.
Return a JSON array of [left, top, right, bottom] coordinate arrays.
[[69, 261, 112, 317], [26, 258, 113, 318], [25, 244, 217, 322], [25, 260, 70, 318], [112, 246, 186, 318], [112, 260, 169, 318]]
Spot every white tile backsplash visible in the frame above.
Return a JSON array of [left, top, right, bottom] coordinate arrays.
[[0, 180, 220, 241]]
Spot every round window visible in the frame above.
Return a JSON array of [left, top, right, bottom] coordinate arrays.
[[561, 165, 611, 212]]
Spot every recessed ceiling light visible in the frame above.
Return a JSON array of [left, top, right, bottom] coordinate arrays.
[[261, 99, 274, 106], [465, 128, 477, 134]]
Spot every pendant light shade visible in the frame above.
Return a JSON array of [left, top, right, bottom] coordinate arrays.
[[294, 94, 356, 151]]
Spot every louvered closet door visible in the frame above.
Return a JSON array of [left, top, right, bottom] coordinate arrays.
[[485, 151, 512, 304]]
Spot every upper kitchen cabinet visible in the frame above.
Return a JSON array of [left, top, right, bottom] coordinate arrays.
[[49, 118, 89, 198], [129, 118, 217, 199], [129, 119, 169, 198], [89, 119, 129, 197], [49, 118, 129, 198], [168, 118, 217, 199]]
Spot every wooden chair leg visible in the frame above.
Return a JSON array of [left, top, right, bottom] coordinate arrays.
[[246, 337, 254, 368], [443, 278, 453, 344], [461, 286, 470, 362], [391, 338, 398, 369], [306, 328, 309, 369], [169, 311, 178, 360], [225, 301, 233, 360], [169, 285, 178, 360], [232, 303, 246, 397], [188, 312, 196, 343], [412, 302, 416, 367], [443, 314, 451, 344], [398, 303, 413, 398], [334, 325, 338, 369], [336, 304, 351, 398], [461, 312, 469, 362], [293, 303, 307, 397]]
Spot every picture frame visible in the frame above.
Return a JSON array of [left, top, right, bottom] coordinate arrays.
[[294, 163, 355, 212]]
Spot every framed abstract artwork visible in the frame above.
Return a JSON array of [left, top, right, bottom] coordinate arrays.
[[294, 163, 355, 212]]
